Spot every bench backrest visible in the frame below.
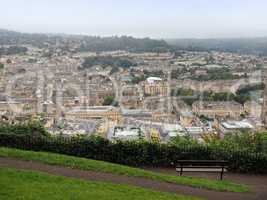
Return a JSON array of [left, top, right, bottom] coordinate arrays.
[[176, 160, 228, 166]]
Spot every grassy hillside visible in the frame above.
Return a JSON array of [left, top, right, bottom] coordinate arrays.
[[0, 167, 200, 200], [0, 147, 250, 193]]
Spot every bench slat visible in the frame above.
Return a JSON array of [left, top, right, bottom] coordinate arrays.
[[176, 160, 228, 165], [175, 160, 228, 180], [176, 168, 227, 172], [176, 160, 227, 163], [176, 166, 224, 168]]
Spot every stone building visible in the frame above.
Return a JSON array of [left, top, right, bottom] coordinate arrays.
[[65, 106, 122, 123], [192, 101, 243, 119], [144, 77, 168, 96], [244, 101, 261, 118]]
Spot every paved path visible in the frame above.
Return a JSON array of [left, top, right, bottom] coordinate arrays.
[[0, 157, 261, 200]]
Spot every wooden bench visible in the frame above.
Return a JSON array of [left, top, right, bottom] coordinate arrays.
[[176, 160, 228, 180]]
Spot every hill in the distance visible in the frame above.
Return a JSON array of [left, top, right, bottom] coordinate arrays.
[[0, 29, 169, 53], [2, 28, 267, 55], [166, 38, 267, 55]]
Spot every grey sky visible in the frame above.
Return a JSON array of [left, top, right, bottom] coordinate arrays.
[[1, 0, 267, 38]]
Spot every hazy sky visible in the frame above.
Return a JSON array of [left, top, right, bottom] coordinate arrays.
[[1, 0, 267, 38]]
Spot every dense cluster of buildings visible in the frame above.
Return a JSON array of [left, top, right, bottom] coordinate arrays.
[[1, 44, 267, 142]]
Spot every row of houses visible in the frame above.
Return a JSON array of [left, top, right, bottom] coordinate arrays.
[[192, 100, 262, 119]]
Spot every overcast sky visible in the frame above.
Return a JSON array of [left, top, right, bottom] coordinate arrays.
[[1, 0, 267, 38]]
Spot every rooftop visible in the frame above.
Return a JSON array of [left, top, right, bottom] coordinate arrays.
[[68, 106, 116, 113], [221, 120, 254, 129]]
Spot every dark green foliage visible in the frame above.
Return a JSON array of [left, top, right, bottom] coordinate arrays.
[[234, 83, 265, 104], [81, 56, 136, 70], [131, 75, 146, 84], [169, 134, 199, 146], [172, 88, 236, 105], [171, 86, 262, 105], [78, 36, 169, 52], [109, 66, 119, 74], [0, 29, 170, 52], [193, 68, 245, 81], [143, 70, 165, 78], [0, 121, 49, 137], [167, 37, 267, 56], [236, 83, 265, 95], [0, 133, 266, 173], [172, 88, 195, 96], [0, 122, 265, 173], [0, 63, 4, 69], [171, 67, 246, 81], [233, 95, 251, 105], [0, 46, 27, 55], [171, 68, 188, 79], [259, 133, 267, 153], [103, 96, 116, 106]]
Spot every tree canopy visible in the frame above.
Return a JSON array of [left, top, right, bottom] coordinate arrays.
[[81, 56, 137, 70]]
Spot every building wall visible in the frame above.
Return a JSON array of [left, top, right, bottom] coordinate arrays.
[[144, 83, 168, 96], [65, 109, 122, 123], [192, 101, 243, 119]]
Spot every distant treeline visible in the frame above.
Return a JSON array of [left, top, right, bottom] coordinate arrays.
[[0, 29, 170, 53], [192, 68, 247, 81], [166, 38, 267, 56], [78, 36, 169, 52], [3, 28, 267, 55], [80, 56, 137, 70], [172, 83, 265, 105]]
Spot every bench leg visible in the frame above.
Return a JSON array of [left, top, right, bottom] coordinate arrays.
[[179, 166, 183, 176], [220, 167, 224, 180]]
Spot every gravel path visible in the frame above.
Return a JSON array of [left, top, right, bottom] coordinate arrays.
[[0, 157, 263, 200]]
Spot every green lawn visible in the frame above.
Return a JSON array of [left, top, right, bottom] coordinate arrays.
[[0, 147, 250, 193], [0, 167, 200, 200]]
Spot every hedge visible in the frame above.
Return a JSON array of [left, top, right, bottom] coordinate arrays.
[[0, 133, 266, 173]]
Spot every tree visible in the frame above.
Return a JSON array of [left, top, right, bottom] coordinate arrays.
[[170, 135, 199, 146], [103, 96, 115, 106], [81, 56, 136, 70], [0, 63, 4, 69], [110, 66, 119, 75]]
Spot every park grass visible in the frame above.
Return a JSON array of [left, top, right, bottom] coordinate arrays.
[[0, 147, 250, 193], [0, 167, 201, 200]]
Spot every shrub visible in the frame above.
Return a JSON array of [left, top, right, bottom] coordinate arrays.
[[0, 120, 49, 137], [0, 134, 266, 173]]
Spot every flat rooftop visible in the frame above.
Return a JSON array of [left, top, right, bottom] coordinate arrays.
[[68, 106, 117, 113]]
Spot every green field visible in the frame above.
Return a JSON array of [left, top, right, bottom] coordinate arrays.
[[0, 167, 200, 200], [0, 147, 250, 193]]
